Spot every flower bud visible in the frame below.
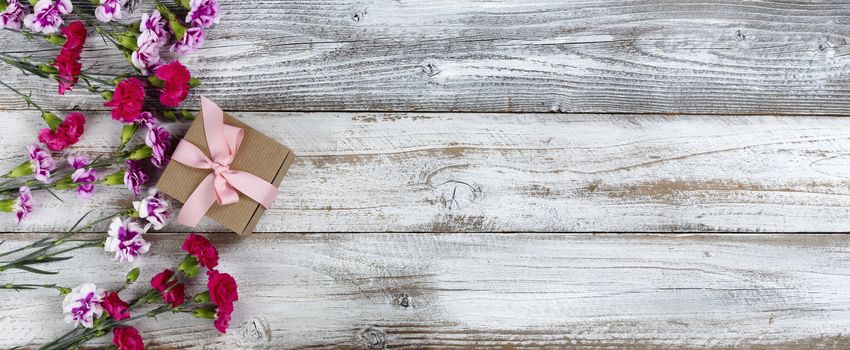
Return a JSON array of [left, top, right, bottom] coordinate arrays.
[[37, 63, 57, 74], [189, 78, 201, 88], [178, 255, 200, 278], [192, 307, 216, 319], [169, 19, 187, 40], [125, 267, 140, 284], [6, 160, 33, 178], [0, 0, 8, 11], [88, 0, 98, 4], [120, 123, 139, 146], [117, 34, 138, 51], [178, 0, 190, 9], [162, 110, 177, 121], [147, 75, 164, 88], [27, 0, 37, 6], [58, 286, 72, 295], [52, 175, 75, 190], [44, 34, 66, 46], [127, 145, 152, 160], [101, 90, 114, 101], [179, 110, 195, 120], [0, 199, 16, 213], [193, 291, 211, 303], [41, 111, 63, 130], [102, 171, 126, 185]]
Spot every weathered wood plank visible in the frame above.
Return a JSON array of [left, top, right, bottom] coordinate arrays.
[[3, 0, 850, 113], [2, 233, 850, 349], [1, 111, 850, 233]]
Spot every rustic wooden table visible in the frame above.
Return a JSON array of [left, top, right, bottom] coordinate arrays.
[[2, 0, 850, 348]]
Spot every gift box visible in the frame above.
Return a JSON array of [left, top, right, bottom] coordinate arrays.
[[157, 97, 294, 235]]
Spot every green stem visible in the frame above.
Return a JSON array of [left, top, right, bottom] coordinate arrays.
[[0, 78, 45, 113], [0, 283, 68, 292]]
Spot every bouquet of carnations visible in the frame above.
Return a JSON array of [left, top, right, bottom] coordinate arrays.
[[0, 0, 240, 347]]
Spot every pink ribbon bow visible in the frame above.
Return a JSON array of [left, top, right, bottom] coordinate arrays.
[[171, 96, 279, 227]]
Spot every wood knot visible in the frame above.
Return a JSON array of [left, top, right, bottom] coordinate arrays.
[[434, 180, 482, 211], [359, 327, 387, 349], [421, 62, 440, 77], [735, 30, 746, 41], [239, 317, 272, 344], [394, 293, 411, 308]]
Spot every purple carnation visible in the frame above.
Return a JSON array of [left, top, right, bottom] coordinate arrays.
[[171, 26, 204, 55], [131, 40, 163, 76], [105, 217, 150, 262], [123, 160, 149, 196], [138, 10, 170, 45], [94, 0, 126, 22], [28, 144, 55, 183], [133, 188, 170, 230], [23, 0, 71, 34], [68, 156, 97, 200], [146, 125, 170, 168], [14, 186, 34, 224], [0, 0, 28, 30], [186, 0, 219, 29], [62, 283, 104, 328]]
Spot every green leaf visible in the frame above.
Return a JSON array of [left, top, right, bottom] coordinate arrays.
[[11, 265, 58, 274], [69, 210, 95, 232]]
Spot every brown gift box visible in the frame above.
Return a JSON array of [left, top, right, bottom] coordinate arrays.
[[157, 109, 294, 235]]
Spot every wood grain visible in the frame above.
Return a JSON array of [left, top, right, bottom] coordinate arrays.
[[3, 0, 850, 113], [1, 111, 850, 233], [2, 233, 850, 349]]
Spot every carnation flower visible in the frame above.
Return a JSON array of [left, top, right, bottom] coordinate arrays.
[[103, 291, 130, 320], [27, 144, 55, 182], [133, 188, 170, 230], [0, 0, 28, 30], [123, 160, 149, 196], [112, 326, 144, 350], [23, 0, 71, 34], [94, 0, 126, 22], [207, 269, 238, 333], [62, 283, 104, 328], [14, 186, 33, 224], [186, 0, 219, 29], [60, 20, 86, 52], [155, 60, 191, 107], [53, 46, 81, 95], [214, 302, 233, 333], [68, 155, 97, 199], [38, 111, 86, 151], [145, 124, 170, 168], [131, 40, 163, 76], [171, 26, 204, 55], [138, 10, 169, 46], [182, 233, 218, 269], [105, 217, 151, 262], [104, 78, 146, 123], [151, 269, 185, 307]]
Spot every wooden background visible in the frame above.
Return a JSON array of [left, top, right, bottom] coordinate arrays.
[[2, 0, 850, 348]]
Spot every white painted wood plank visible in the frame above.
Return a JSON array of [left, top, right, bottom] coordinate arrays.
[[2, 233, 849, 349], [2, 0, 850, 113], [1, 111, 849, 233]]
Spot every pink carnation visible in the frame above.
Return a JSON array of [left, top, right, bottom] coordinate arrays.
[[0, 0, 28, 30], [23, 0, 71, 34]]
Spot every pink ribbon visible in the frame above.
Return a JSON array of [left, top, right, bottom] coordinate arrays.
[[171, 96, 278, 227]]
